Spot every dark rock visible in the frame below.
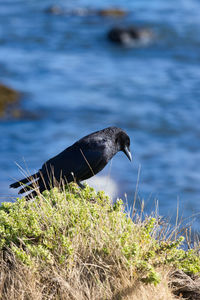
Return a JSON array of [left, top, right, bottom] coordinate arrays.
[[98, 8, 127, 17], [0, 84, 20, 117], [45, 6, 127, 18], [0, 83, 39, 120], [170, 270, 200, 300], [107, 26, 153, 46], [108, 27, 140, 44], [45, 6, 97, 16]]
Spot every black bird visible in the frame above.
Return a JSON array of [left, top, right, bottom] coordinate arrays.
[[10, 127, 132, 198]]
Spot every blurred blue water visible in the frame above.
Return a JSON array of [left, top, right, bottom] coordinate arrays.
[[0, 0, 200, 230]]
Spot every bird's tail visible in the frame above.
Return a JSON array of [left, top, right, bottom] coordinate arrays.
[[10, 172, 40, 189]]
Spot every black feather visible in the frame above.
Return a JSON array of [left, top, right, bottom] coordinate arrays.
[[10, 172, 40, 188]]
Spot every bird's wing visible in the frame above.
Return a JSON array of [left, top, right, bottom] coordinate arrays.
[[63, 147, 106, 182], [15, 148, 103, 197], [41, 146, 106, 183]]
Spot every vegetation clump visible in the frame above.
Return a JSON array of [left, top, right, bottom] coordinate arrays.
[[0, 183, 199, 299]]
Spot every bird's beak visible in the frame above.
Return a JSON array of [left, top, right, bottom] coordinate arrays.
[[123, 146, 132, 161]]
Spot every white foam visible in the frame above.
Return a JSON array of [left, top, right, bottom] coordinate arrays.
[[85, 176, 118, 200]]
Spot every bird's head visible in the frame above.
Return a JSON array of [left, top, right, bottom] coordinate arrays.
[[115, 131, 132, 161]]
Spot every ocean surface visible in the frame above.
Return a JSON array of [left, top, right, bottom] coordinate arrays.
[[0, 0, 200, 231]]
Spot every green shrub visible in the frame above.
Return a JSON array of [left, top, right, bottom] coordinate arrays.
[[0, 183, 199, 286]]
